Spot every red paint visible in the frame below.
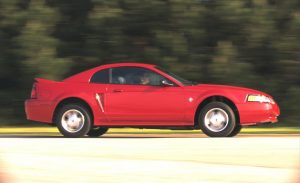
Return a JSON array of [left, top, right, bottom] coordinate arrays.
[[25, 63, 280, 127]]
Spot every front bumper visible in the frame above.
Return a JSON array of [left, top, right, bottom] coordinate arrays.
[[237, 102, 280, 125], [25, 99, 54, 123]]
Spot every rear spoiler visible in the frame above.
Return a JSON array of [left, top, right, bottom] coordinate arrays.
[[34, 78, 59, 83]]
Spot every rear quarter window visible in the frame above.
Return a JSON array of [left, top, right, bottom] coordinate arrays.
[[90, 69, 109, 83]]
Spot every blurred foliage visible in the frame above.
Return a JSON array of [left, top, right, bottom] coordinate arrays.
[[0, 0, 299, 126]]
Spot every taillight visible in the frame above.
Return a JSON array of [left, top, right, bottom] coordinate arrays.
[[31, 83, 37, 99]]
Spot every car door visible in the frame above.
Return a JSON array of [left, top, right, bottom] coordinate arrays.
[[104, 66, 190, 126]]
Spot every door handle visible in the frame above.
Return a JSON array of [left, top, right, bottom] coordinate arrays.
[[113, 89, 123, 92]]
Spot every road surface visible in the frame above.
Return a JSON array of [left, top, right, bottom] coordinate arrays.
[[0, 135, 299, 183]]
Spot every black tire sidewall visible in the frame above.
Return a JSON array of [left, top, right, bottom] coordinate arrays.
[[87, 127, 109, 137], [228, 125, 242, 137], [56, 104, 91, 138], [199, 102, 236, 137]]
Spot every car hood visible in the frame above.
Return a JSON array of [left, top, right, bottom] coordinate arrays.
[[188, 84, 269, 96]]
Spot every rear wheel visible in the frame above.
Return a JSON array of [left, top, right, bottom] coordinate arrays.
[[56, 104, 91, 137], [87, 127, 109, 137], [199, 102, 237, 137]]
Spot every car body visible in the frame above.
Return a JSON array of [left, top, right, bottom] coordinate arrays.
[[25, 63, 280, 137]]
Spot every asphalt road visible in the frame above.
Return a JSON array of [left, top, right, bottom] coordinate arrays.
[[0, 135, 299, 183]]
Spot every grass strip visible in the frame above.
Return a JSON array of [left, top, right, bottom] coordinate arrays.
[[0, 127, 299, 134]]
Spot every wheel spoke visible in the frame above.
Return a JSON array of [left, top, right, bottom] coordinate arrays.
[[61, 109, 85, 133], [204, 108, 229, 132]]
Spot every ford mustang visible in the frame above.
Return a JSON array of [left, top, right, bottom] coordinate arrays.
[[25, 63, 280, 137]]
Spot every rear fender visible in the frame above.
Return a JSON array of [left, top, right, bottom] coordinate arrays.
[[53, 93, 108, 125]]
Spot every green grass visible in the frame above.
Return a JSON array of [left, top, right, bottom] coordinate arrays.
[[0, 126, 299, 135]]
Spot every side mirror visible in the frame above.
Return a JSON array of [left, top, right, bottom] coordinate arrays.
[[161, 80, 174, 87]]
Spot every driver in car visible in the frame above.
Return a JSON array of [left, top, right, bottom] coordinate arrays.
[[140, 72, 151, 85]]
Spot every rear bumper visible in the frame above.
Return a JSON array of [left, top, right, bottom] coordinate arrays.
[[25, 99, 54, 123], [237, 102, 280, 125]]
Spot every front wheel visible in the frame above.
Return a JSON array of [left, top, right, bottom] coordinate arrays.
[[56, 104, 92, 138], [199, 102, 237, 137]]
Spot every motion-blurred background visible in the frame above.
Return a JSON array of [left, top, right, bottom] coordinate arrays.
[[0, 0, 299, 126]]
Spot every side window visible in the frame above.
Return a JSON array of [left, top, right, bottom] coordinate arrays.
[[90, 69, 109, 84], [111, 66, 173, 86]]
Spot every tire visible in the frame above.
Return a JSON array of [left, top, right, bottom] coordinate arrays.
[[55, 104, 92, 138], [87, 127, 109, 137], [228, 125, 242, 137], [199, 102, 237, 137]]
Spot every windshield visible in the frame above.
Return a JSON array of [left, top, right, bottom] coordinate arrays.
[[155, 66, 195, 86]]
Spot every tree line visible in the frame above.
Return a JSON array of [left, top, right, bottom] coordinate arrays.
[[0, 0, 299, 126]]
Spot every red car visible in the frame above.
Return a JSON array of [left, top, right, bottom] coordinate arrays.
[[25, 63, 280, 137]]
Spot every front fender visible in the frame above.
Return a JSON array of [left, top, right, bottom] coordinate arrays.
[[185, 90, 242, 123]]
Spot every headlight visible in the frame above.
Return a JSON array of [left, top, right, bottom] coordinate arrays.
[[247, 94, 273, 103]]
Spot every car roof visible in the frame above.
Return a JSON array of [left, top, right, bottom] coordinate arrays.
[[63, 62, 156, 82], [95, 62, 156, 69]]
